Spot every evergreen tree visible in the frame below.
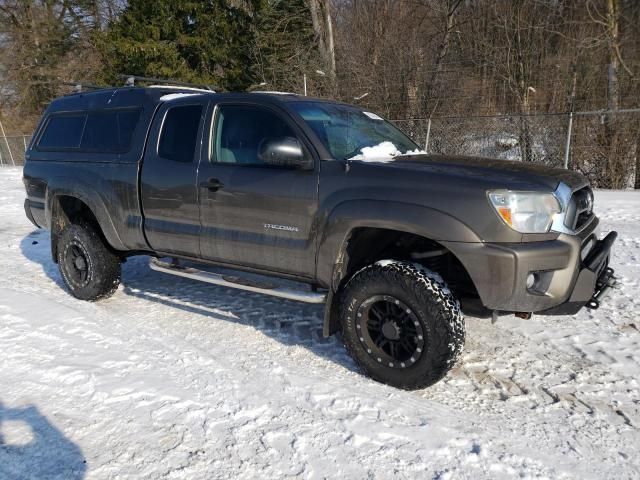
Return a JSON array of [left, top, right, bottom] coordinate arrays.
[[251, 0, 325, 94], [98, 0, 255, 91]]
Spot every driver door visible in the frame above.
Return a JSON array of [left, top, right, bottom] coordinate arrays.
[[197, 103, 319, 278]]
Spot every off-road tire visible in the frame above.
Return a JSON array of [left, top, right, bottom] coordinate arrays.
[[56, 223, 121, 301], [339, 260, 465, 390]]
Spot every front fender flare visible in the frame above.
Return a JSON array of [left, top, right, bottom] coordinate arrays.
[[315, 199, 481, 291]]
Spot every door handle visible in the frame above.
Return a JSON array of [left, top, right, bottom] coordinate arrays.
[[199, 178, 224, 192]]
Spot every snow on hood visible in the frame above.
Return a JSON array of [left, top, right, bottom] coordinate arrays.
[[348, 141, 426, 163]]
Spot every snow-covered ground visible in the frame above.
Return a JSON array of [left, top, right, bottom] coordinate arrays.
[[1, 166, 639, 479]]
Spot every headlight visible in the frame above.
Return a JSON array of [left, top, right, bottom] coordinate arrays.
[[487, 191, 561, 233]]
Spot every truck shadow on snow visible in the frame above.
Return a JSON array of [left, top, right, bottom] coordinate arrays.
[[20, 231, 357, 374], [0, 401, 86, 479]]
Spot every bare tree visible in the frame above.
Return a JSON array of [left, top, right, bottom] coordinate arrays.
[[307, 0, 336, 81], [0, 0, 109, 130], [583, 0, 637, 187], [423, 0, 463, 114]]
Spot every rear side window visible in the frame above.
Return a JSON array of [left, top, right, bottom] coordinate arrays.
[[38, 114, 86, 149], [81, 109, 141, 151], [37, 109, 141, 153], [158, 105, 203, 163]]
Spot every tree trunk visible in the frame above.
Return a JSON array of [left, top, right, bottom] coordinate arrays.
[[307, 0, 336, 80], [516, 54, 533, 162], [424, 0, 462, 113], [602, 0, 621, 187], [324, 3, 336, 78], [635, 133, 640, 189], [565, 64, 578, 170]]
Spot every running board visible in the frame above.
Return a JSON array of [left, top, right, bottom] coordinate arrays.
[[149, 257, 326, 304]]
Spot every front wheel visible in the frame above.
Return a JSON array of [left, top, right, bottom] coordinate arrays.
[[339, 260, 465, 390], [56, 223, 121, 301]]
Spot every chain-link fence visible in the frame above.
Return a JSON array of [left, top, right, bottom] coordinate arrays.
[[392, 109, 640, 188], [0, 135, 31, 166]]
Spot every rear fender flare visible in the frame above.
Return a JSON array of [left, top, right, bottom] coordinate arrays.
[[46, 177, 125, 253]]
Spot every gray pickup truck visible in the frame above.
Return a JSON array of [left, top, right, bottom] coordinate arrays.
[[22, 82, 617, 389]]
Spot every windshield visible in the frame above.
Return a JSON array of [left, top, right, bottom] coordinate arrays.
[[290, 102, 422, 162]]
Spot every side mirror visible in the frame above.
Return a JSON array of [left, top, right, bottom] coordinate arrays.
[[258, 137, 313, 169]]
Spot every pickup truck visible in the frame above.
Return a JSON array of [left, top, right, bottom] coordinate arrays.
[[22, 84, 617, 389]]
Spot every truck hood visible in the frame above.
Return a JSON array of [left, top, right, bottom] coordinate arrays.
[[376, 154, 588, 191]]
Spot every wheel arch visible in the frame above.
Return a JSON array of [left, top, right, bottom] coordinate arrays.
[[316, 200, 481, 290], [317, 200, 482, 336], [47, 183, 125, 262]]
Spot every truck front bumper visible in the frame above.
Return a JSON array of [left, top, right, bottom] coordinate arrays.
[[541, 232, 617, 315], [443, 224, 617, 316]]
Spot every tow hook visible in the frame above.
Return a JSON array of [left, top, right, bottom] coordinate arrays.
[[586, 267, 617, 310]]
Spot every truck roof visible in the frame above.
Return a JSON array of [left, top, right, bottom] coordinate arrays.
[[47, 86, 331, 114]]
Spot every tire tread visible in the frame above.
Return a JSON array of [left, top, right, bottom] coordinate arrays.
[[57, 222, 121, 301], [339, 260, 465, 389]]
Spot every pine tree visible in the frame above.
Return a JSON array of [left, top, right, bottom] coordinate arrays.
[[251, 0, 324, 94], [98, 0, 255, 91]]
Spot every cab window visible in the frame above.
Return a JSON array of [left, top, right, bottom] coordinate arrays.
[[212, 105, 301, 165]]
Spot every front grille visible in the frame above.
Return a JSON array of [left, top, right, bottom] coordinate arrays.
[[565, 187, 594, 231]]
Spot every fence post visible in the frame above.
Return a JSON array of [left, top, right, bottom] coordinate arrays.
[[424, 117, 432, 153], [0, 119, 15, 166], [563, 111, 573, 169]]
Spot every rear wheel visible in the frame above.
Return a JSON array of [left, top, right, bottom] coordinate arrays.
[[57, 223, 121, 301], [339, 260, 465, 390]]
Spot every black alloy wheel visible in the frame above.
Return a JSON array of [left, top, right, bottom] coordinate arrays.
[[63, 241, 92, 288], [356, 295, 425, 368]]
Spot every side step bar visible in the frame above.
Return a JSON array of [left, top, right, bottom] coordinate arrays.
[[149, 257, 327, 304]]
